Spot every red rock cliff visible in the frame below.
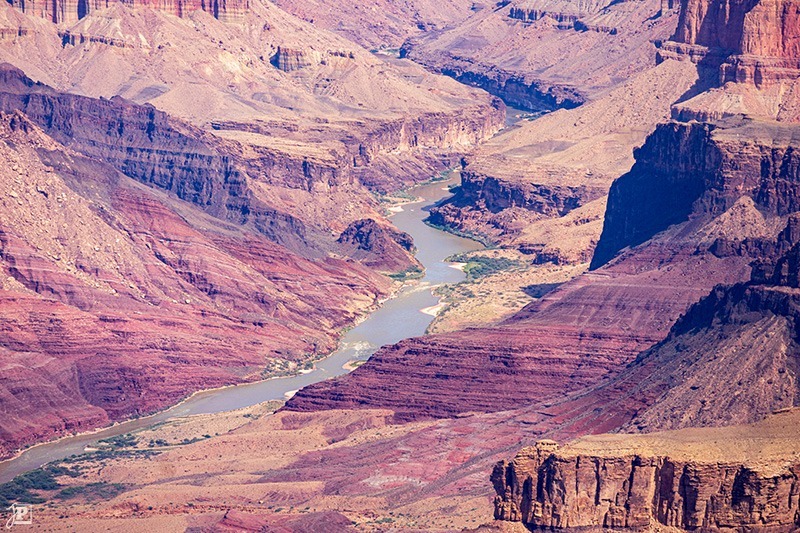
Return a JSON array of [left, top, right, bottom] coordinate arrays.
[[592, 117, 800, 269], [493, 445, 800, 530], [0, 67, 399, 459], [661, 0, 800, 84], [7, 0, 249, 24]]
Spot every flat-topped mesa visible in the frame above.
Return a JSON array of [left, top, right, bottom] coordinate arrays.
[[7, 0, 249, 24], [493, 442, 800, 530], [658, 0, 800, 85]]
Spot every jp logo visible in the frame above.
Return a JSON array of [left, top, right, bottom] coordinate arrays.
[[4, 504, 32, 529]]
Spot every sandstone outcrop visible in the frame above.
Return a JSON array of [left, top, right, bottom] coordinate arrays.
[[336, 218, 419, 273], [592, 117, 800, 269], [269, 46, 313, 72], [661, 0, 800, 83], [430, 170, 599, 223], [508, 0, 621, 34], [492, 425, 800, 531], [7, 0, 250, 24]]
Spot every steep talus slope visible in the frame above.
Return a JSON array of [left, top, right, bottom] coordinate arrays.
[[428, 59, 699, 260], [336, 219, 417, 273], [0, 0, 504, 197], [272, 0, 481, 49], [0, 92, 401, 457], [401, 0, 679, 111]]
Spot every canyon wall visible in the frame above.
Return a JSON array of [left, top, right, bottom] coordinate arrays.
[[673, 0, 800, 59], [592, 118, 800, 269], [0, 64, 335, 258], [660, 0, 800, 84], [0, 0, 505, 200], [0, 70, 406, 458], [493, 446, 800, 530], [7, 0, 249, 24]]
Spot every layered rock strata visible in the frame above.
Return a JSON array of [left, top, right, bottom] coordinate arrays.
[[493, 435, 800, 530], [0, 89, 395, 457], [592, 117, 800, 269], [401, 0, 677, 111], [657, 0, 800, 125], [7, 0, 249, 24]]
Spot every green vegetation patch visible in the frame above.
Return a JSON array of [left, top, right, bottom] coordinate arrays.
[[0, 465, 83, 507], [98, 433, 137, 449], [424, 220, 495, 247], [55, 482, 128, 501], [388, 265, 424, 281], [447, 253, 526, 281]]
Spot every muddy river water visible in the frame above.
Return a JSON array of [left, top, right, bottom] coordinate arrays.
[[0, 173, 482, 483]]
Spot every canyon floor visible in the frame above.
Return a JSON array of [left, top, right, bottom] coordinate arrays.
[[3, 0, 800, 530]]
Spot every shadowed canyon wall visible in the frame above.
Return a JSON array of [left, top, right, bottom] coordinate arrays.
[[592, 118, 800, 269]]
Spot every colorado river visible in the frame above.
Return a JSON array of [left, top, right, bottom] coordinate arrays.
[[0, 173, 482, 483]]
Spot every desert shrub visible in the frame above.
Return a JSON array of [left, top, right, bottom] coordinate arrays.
[[0, 465, 82, 506], [55, 482, 128, 501], [447, 254, 524, 281], [98, 434, 137, 448]]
